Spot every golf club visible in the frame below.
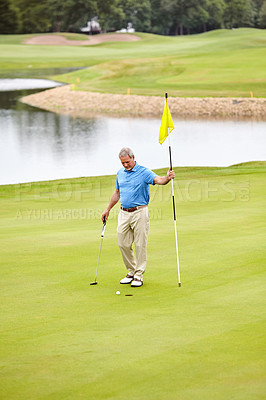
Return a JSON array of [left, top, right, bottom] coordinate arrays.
[[90, 216, 107, 285]]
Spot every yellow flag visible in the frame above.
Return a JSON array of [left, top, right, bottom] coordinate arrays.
[[159, 97, 175, 144]]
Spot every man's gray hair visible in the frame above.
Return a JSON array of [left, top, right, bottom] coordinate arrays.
[[119, 147, 134, 158]]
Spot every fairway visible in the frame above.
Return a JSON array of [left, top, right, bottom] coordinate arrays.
[[1, 28, 266, 97], [0, 163, 265, 399]]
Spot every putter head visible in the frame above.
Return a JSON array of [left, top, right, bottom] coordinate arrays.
[[90, 282, 98, 285]]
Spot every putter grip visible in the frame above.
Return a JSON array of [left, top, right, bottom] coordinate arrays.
[[101, 218, 107, 237]]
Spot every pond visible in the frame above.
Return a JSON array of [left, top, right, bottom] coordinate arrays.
[[0, 73, 265, 185]]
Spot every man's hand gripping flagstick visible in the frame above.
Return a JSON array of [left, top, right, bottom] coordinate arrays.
[[159, 93, 181, 287]]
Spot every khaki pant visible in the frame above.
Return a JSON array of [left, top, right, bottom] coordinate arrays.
[[117, 207, 150, 280]]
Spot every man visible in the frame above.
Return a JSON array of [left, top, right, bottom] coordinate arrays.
[[102, 147, 175, 287]]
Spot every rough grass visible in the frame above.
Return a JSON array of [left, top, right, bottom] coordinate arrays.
[[0, 28, 265, 97], [0, 162, 265, 399]]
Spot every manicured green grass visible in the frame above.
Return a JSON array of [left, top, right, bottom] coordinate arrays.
[[0, 163, 265, 399], [0, 29, 265, 97]]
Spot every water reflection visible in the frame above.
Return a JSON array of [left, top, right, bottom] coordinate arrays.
[[12, 109, 99, 157], [0, 89, 48, 110], [0, 79, 62, 91], [0, 81, 265, 185]]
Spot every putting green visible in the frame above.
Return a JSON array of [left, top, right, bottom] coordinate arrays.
[[0, 162, 265, 399]]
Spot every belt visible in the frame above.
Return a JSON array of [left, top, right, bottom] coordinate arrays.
[[120, 205, 147, 213]]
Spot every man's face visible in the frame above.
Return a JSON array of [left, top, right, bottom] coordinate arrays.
[[120, 155, 135, 171]]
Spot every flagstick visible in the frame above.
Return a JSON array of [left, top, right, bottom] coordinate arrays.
[[166, 95, 181, 287]]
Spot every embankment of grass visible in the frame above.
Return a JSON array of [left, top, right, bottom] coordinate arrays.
[[0, 162, 265, 399], [0, 28, 265, 97]]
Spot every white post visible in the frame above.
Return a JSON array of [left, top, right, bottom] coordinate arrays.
[[168, 135, 181, 287]]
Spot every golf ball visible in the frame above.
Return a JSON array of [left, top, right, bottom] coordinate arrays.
[[116, 291, 120, 295]]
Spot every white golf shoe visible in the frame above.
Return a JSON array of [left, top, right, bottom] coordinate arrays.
[[120, 275, 134, 284], [131, 278, 143, 287]]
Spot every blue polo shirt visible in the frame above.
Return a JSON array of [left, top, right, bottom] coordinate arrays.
[[115, 162, 157, 209]]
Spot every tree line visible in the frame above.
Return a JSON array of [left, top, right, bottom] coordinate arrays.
[[1, 0, 266, 35]]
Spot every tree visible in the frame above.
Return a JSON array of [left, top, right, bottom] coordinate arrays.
[[4, 0, 262, 35], [252, 0, 264, 25], [115, 0, 151, 32], [258, 0, 266, 26], [10, 0, 98, 33], [185, 1, 209, 33], [134, 0, 151, 31], [11, 0, 50, 33], [244, 0, 257, 26], [0, 0, 18, 33], [148, 0, 174, 34], [163, 0, 197, 35], [224, 0, 255, 28], [150, 0, 162, 32], [94, 0, 122, 32], [206, 0, 226, 29], [44, 0, 97, 32]]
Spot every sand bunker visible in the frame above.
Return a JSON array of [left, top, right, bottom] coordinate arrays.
[[24, 33, 140, 46]]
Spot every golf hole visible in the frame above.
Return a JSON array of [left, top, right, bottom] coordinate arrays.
[[125, 294, 133, 296]]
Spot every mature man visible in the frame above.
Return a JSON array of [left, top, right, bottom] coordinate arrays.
[[102, 147, 175, 287]]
